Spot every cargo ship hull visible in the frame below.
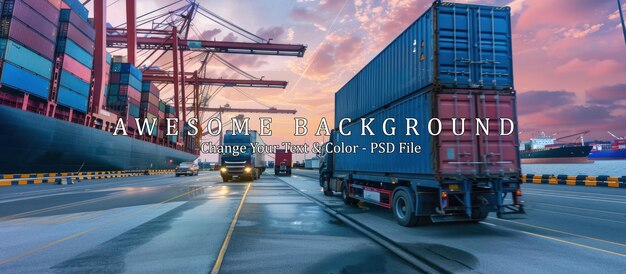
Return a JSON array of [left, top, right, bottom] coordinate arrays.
[[588, 149, 626, 160], [0, 105, 196, 174], [520, 146, 593, 164]]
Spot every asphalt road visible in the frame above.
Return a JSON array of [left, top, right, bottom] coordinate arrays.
[[289, 169, 626, 273], [0, 172, 416, 273]]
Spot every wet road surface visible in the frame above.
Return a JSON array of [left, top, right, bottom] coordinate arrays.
[[0, 172, 417, 273], [289, 169, 626, 273]]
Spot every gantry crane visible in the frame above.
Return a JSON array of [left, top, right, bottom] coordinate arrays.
[[89, 0, 307, 154], [199, 105, 297, 147], [617, 0, 626, 43]]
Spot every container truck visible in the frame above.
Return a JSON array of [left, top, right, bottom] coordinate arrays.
[[319, 1, 523, 226], [274, 149, 292, 175], [219, 130, 267, 182]]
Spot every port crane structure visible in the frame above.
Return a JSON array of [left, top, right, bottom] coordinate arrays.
[[89, 0, 306, 153], [617, 0, 626, 43]]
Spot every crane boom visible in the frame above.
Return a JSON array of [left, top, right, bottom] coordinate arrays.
[[608, 131, 625, 140], [555, 130, 590, 141], [617, 0, 626, 43]]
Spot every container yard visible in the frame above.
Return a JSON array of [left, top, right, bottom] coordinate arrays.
[[0, 0, 625, 273]]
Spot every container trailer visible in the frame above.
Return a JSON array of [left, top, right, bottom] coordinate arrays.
[[219, 130, 267, 182], [319, 1, 523, 226], [320, 89, 524, 225], [274, 149, 292, 175], [335, 1, 514, 123]]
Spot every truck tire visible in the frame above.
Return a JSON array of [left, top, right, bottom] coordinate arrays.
[[392, 189, 418, 227], [341, 182, 358, 205], [221, 176, 230, 182], [321, 175, 333, 196]]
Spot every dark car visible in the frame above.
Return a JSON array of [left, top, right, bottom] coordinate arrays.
[[175, 162, 199, 176]]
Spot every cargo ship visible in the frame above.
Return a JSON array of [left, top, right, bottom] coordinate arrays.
[[519, 133, 592, 164], [588, 139, 626, 160], [0, 0, 197, 174]]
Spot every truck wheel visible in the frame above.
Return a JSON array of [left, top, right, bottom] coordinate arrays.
[[341, 182, 358, 205], [321, 175, 333, 196], [257, 169, 261, 179], [221, 176, 229, 182], [392, 189, 418, 227]]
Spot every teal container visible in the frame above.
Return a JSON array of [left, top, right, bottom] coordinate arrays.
[[128, 103, 140, 117], [0, 62, 50, 99], [64, 39, 93, 69], [59, 70, 90, 96], [2, 40, 53, 79], [57, 86, 88, 112]]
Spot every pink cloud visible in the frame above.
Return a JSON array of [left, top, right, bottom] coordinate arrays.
[[556, 58, 622, 77]]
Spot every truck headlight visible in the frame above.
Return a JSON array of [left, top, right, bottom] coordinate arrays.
[[244, 167, 252, 173], [220, 167, 227, 172]]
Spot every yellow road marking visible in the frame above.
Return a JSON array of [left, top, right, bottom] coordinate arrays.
[[519, 231, 626, 258], [488, 217, 626, 248], [211, 183, 252, 274], [0, 186, 206, 266]]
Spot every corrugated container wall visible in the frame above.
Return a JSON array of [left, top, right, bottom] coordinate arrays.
[[55, 7, 95, 112], [335, 2, 513, 124], [0, 0, 60, 99], [334, 88, 520, 178]]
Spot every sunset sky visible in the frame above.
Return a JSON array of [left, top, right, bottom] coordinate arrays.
[[91, 0, 626, 161]]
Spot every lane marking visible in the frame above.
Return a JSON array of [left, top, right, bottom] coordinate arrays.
[[488, 217, 626, 248], [532, 202, 626, 216], [523, 192, 626, 204], [0, 186, 208, 266], [211, 182, 252, 274], [0, 174, 179, 203], [518, 231, 626, 258], [531, 208, 626, 225], [0, 175, 213, 221], [523, 188, 626, 199]]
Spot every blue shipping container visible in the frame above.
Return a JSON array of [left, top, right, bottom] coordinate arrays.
[[59, 70, 90, 96], [62, 0, 89, 21], [1, 62, 50, 98], [63, 39, 93, 69], [129, 103, 140, 117], [335, 2, 513, 123], [334, 91, 434, 175], [2, 40, 53, 79], [117, 63, 142, 80], [57, 86, 88, 112]]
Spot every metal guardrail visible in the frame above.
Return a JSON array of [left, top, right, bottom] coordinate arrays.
[[0, 170, 175, 187], [522, 174, 626, 188]]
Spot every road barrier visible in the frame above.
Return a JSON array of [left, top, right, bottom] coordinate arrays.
[[0, 170, 175, 187], [522, 174, 626, 188]]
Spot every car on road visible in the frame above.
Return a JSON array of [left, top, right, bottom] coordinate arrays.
[[175, 162, 199, 176]]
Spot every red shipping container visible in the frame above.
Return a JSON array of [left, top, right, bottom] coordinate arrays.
[[149, 83, 160, 97], [109, 73, 120, 83], [8, 19, 55, 60], [67, 23, 94, 51], [22, 0, 60, 24], [13, 0, 57, 42], [67, 9, 95, 40], [119, 85, 141, 103], [148, 103, 159, 116], [47, 0, 62, 8], [62, 54, 91, 82]]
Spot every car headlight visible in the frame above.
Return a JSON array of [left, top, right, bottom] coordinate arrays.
[[220, 167, 227, 172], [244, 167, 252, 173]]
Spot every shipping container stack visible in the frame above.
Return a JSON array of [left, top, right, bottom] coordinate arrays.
[[52, 1, 96, 123], [333, 2, 518, 177], [139, 81, 160, 138], [0, 0, 60, 114], [107, 60, 143, 135]]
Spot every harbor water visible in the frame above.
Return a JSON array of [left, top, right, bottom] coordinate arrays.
[[522, 160, 626, 177]]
